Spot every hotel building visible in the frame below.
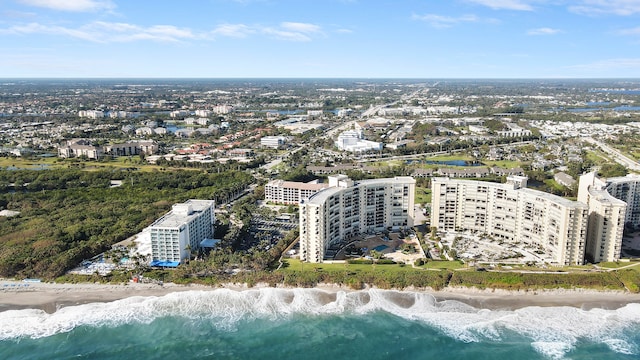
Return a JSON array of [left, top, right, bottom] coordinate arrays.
[[431, 176, 589, 265], [264, 179, 329, 204], [299, 175, 415, 263], [149, 199, 215, 266]]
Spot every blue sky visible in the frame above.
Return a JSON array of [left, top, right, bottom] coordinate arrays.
[[1, 0, 640, 78]]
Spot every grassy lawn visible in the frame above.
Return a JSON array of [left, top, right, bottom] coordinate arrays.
[[415, 186, 431, 204], [420, 260, 466, 270], [282, 258, 466, 272], [482, 160, 526, 169], [585, 150, 610, 164], [0, 156, 59, 168], [598, 261, 640, 270], [281, 258, 411, 273]]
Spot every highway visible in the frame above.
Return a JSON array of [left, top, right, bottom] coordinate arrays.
[[584, 137, 640, 172]]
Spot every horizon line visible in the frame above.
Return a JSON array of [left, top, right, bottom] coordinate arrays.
[[2, 76, 640, 81]]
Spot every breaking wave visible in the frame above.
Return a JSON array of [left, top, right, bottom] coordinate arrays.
[[1, 288, 639, 359]]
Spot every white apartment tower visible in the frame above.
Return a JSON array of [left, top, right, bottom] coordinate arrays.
[[150, 199, 215, 265], [602, 174, 640, 229], [299, 175, 415, 263], [578, 172, 627, 263], [431, 176, 589, 265]]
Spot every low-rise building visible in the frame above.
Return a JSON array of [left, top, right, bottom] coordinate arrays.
[[58, 139, 103, 159], [105, 140, 158, 156], [265, 179, 329, 204], [335, 130, 382, 153], [261, 136, 287, 149]]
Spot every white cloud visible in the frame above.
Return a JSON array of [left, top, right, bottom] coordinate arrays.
[[0, 21, 196, 43], [619, 27, 640, 35], [212, 22, 324, 42], [527, 27, 561, 35], [466, 0, 534, 11], [17, 0, 115, 12], [569, 0, 640, 16], [211, 24, 255, 38], [280, 22, 322, 34], [261, 27, 312, 42], [412, 13, 480, 28], [1, 20, 325, 43]]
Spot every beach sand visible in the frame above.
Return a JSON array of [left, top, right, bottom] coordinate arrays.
[[1, 280, 639, 313]]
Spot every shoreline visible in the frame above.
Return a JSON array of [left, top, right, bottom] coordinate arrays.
[[1, 280, 640, 313]]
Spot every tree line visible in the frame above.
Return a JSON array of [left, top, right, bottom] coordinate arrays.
[[0, 168, 253, 279]]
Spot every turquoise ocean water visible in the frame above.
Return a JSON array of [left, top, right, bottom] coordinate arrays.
[[1, 288, 639, 360]]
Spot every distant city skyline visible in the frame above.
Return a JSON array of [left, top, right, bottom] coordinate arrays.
[[1, 0, 640, 78]]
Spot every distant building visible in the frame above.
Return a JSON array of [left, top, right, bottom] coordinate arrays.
[[213, 105, 234, 114], [264, 179, 329, 204], [194, 110, 212, 117], [261, 136, 287, 149], [105, 140, 158, 157], [150, 199, 215, 266], [335, 130, 382, 153], [78, 110, 104, 119], [109, 111, 132, 119], [170, 110, 190, 118], [227, 148, 254, 158], [554, 172, 576, 188], [497, 123, 532, 138], [154, 127, 168, 135], [135, 127, 154, 136], [58, 139, 103, 159]]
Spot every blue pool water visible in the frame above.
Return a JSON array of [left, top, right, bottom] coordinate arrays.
[[373, 244, 389, 252]]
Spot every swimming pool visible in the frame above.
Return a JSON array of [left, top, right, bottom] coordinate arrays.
[[373, 244, 389, 252]]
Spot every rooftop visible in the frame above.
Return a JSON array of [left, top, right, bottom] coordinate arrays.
[[150, 199, 215, 229]]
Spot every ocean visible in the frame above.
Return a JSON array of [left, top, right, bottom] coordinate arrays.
[[1, 288, 639, 360]]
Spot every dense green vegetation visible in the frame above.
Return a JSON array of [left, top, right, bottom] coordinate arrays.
[[0, 168, 253, 279], [449, 270, 626, 291]]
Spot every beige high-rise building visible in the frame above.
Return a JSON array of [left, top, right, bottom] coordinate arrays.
[[431, 176, 589, 265], [578, 172, 627, 263], [601, 173, 640, 229], [299, 175, 415, 263]]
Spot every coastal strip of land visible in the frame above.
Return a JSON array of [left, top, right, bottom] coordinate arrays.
[[1, 281, 640, 313]]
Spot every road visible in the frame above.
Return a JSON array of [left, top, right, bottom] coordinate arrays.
[[584, 137, 640, 172]]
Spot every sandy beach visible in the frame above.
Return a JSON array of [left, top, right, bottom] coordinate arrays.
[[1, 280, 640, 313]]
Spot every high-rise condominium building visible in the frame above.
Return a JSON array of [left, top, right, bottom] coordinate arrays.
[[578, 172, 627, 263], [299, 175, 415, 263], [431, 176, 589, 265], [150, 199, 215, 266]]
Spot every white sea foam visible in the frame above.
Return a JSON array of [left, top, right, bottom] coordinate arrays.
[[531, 341, 573, 360], [0, 287, 639, 359]]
